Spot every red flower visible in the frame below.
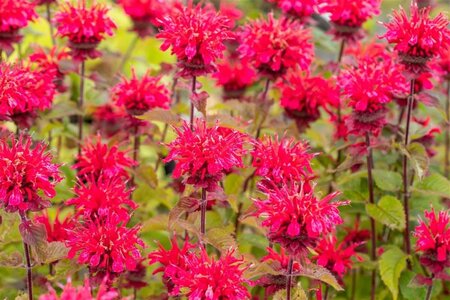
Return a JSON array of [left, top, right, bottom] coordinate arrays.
[[412, 127, 441, 158], [251, 135, 317, 187], [435, 48, 450, 80], [0, 63, 56, 128], [382, 2, 450, 74], [54, 0, 116, 61], [254, 182, 347, 256], [30, 46, 72, 93], [112, 69, 171, 116], [92, 103, 129, 138], [157, 2, 234, 78], [238, 13, 313, 79], [213, 53, 257, 101], [414, 208, 450, 275], [165, 119, 247, 191], [35, 209, 74, 242], [0, 0, 37, 53], [322, 0, 380, 42], [219, 1, 243, 28], [166, 249, 250, 300], [67, 175, 137, 223], [148, 236, 195, 294], [39, 277, 119, 300], [67, 215, 144, 277], [276, 70, 338, 131], [0, 134, 61, 213], [313, 235, 362, 279], [268, 0, 319, 20], [74, 135, 136, 180]]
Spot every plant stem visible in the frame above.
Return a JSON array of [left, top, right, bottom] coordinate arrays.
[[200, 188, 207, 236], [351, 269, 357, 300], [19, 212, 33, 300], [425, 277, 434, 300], [335, 40, 345, 164], [255, 79, 271, 139], [190, 76, 197, 131], [445, 79, 450, 179], [286, 257, 294, 300], [77, 61, 86, 156], [117, 35, 139, 74], [324, 285, 329, 300], [365, 132, 377, 300], [131, 123, 140, 187], [46, 3, 56, 46], [403, 79, 415, 269]]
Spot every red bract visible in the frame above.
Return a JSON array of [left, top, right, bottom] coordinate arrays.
[[213, 54, 257, 101], [54, 0, 116, 61], [67, 176, 136, 223], [157, 2, 234, 77], [412, 127, 441, 158], [382, 2, 450, 74], [313, 235, 362, 279], [238, 14, 313, 79], [254, 182, 347, 256], [74, 135, 136, 180], [39, 277, 119, 300], [251, 135, 317, 187], [322, 0, 380, 42], [67, 215, 144, 277], [414, 208, 450, 275], [268, 0, 319, 20], [277, 70, 338, 131], [30, 46, 72, 93], [112, 69, 171, 116], [148, 236, 195, 294], [0, 63, 56, 128], [166, 249, 250, 300], [165, 119, 247, 191], [35, 209, 74, 242], [0, 0, 37, 53], [0, 134, 61, 213]]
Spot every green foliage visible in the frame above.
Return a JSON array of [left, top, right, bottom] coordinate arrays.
[[379, 247, 408, 300], [366, 196, 405, 231]]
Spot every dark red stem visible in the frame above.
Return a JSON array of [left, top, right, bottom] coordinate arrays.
[[200, 188, 207, 236], [46, 3, 56, 46], [77, 61, 85, 156], [255, 78, 271, 140], [286, 257, 294, 300], [366, 132, 377, 300], [190, 76, 197, 131], [19, 212, 33, 300], [445, 79, 450, 179]]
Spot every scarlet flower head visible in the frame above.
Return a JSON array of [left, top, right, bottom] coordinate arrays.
[[251, 135, 317, 187], [92, 103, 129, 138], [166, 249, 251, 299], [54, 1, 116, 61], [277, 70, 338, 131], [30, 46, 72, 93], [157, 2, 234, 78], [35, 209, 74, 242], [112, 69, 171, 116], [165, 119, 247, 191], [414, 208, 450, 275], [67, 176, 137, 223], [238, 14, 313, 79], [67, 215, 144, 277], [313, 235, 362, 279], [0, 134, 61, 213], [268, 0, 319, 21], [0, 0, 37, 53], [254, 182, 347, 256], [323, 0, 381, 42], [382, 2, 450, 74], [0, 63, 57, 129], [74, 135, 136, 180], [39, 277, 119, 300]]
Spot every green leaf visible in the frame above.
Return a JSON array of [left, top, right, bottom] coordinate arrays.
[[407, 143, 430, 180], [399, 271, 427, 300], [0, 251, 22, 268], [205, 225, 237, 252], [366, 196, 405, 231], [372, 170, 402, 191], [415, 173, 450, 198], [298, 264, 343, 291], [32, 241, 68, 265], [379, 247, 408, 300], [138, 108, 181, 125], [273, 283, 308, 300]]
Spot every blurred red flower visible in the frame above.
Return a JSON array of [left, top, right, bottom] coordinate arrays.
[[35, 209, 74, 243], [268, 0, 319, 21], [39, 277, 119, 300], [0, 134, 61, 213], [92, 103, 129, 138], [238, 13, 313, 79], [54, 0, 116, 61]]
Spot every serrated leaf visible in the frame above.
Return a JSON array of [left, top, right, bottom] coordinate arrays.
[[399, 270, 427, 300], [298, 264, 343, 291], [366, 196, 405, 231], [138, 108, 181, 125], [407, 143, 429, 180], [415, 173, 450, 198], [168, 196, 199, 230], [379, 247, 408, 300], [244, 261, 279, 279], [205, 225, 237, 252], [273, 283, 308, 300], [19, 220, 47, 246], [372, 170, 402, 191], [0, 251, 23, 268], [32, 241, 68, 265]]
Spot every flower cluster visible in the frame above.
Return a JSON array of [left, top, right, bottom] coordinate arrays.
[[238, 14, 313, 78], [35, 209, 74, 243], [157, 3, 234, 77], [268, 0, 319, 21], [39, 277, 119, 300], [254, 182, 347, 255], [0, 134, 61, 213], [54, 1, 116, 60], [382, 2, 450, 73], [112, 69, 171, 116], [0, 0, 37, 53], [165, 119, 247, 191]]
